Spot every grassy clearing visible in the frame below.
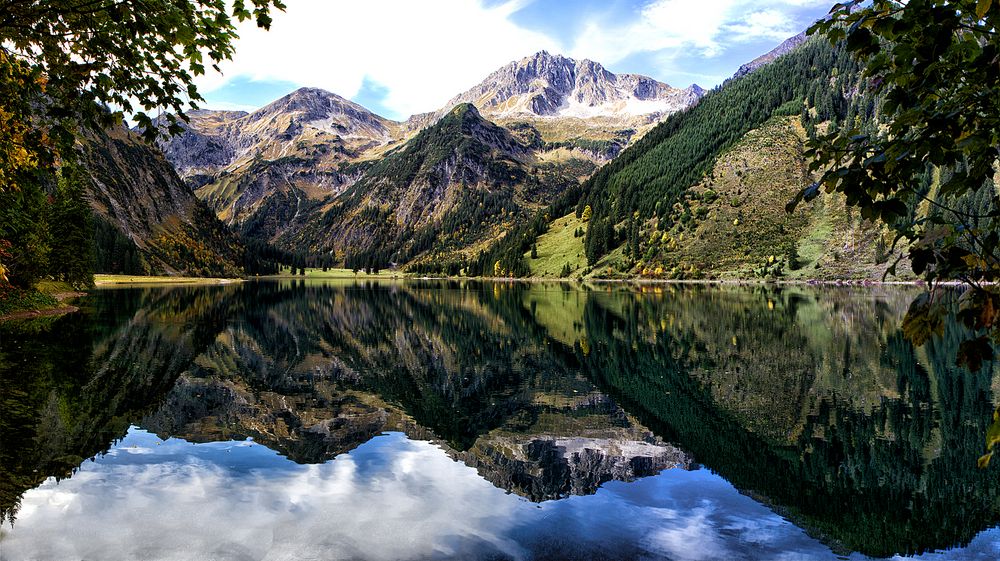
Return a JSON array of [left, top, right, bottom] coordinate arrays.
[[269, 267, 405, 279], [525, 212, 588, 278], [35, 280, 78, 294], [0, 279, 85, 318], [94, 274, 240, 285]]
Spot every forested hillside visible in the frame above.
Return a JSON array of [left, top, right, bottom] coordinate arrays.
[[276, 104, 583, 272], [576, 38, 861, 264], [453, 36, 936, 280]]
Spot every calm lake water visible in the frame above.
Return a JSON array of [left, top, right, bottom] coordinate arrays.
[[2, 280, 1000, 561]]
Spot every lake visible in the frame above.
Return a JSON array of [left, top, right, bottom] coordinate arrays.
[[2, 280, 999, 561]]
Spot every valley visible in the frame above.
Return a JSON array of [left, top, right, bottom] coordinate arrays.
[[21, 33, 951, 284]]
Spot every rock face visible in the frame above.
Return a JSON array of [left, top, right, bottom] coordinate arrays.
[[455, 432, 691, 501], [157, 88, 404, 239], [81, 126, 243, 276], [731, 32, 808, 80], [161, 88, 398, 180], [442, 51, 703, 120], [156, 109, 247, 181]]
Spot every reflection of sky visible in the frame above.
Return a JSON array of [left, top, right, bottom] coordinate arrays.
[[3, 429, 1000, 561]]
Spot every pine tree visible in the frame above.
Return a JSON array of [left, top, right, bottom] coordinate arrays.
[[49, 164, 95, 289]]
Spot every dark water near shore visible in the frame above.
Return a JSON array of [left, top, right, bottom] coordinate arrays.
[[2, 280, 999, 560]]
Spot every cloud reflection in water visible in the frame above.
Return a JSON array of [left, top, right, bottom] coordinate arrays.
[[3, 428, 999, 561]]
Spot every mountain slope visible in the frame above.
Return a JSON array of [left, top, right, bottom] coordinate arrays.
[[279, 104, 581, 267], [732, 32, 808, 79], [633, 116, 906, 280], [81, 127, 244, 276], [569, 37, 864, 269]]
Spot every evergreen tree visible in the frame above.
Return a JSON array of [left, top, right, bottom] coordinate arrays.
[[48, 164, 95, 289]]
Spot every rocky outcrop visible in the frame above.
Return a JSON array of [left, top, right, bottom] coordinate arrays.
[[159, 89, 399, 182], [454, 434, 691, 501], [731, 32, 808, 80]]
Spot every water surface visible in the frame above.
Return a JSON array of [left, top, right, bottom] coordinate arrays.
[[2, 280, 999, 560]]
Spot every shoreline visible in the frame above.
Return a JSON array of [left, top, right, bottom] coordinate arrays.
[[0, 290, 85, 323], [94, 274, 243, 285], [2, 274, 949, 322], [413, 275, 934, 287]]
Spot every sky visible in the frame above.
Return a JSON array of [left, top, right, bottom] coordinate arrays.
[[195, 0, 837, 121]]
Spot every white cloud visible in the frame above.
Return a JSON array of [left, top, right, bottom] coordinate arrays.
[[1, 428, 884, 561], [569, 0, 735, 63], [566, 0, 823, 82], [193, 0, 830, 119], [2, 432, 526, 561], [197, 0, 558, 119], [724, 9, 802, 43]]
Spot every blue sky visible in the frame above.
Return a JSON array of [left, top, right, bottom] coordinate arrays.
[[196, 0, 835, 120]]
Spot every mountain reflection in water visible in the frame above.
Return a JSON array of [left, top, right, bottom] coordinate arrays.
[[1, 280, 999, 561]]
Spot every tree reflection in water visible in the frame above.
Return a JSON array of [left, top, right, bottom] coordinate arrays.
[[1, 280, 997, 558]]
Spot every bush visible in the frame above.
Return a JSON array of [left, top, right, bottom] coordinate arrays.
[[0, 284, 58, 316]]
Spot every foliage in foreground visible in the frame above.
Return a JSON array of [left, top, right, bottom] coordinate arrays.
[[0, 1, 286, 288], [796, 0, 1000, 370]]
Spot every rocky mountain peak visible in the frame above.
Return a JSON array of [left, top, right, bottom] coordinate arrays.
[[444, 51, 704, 120], [248, 87, 389, 128]]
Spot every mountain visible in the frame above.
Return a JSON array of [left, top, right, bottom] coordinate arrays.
[[441, 51, 702, 121], [475, 35, 911, 281], [159, 52, 704, 261], [158, 89, 406, 239], [81, 126, 244, 276], [149, 36, 920, 282], [411, 51, 704, 160], [277, 103, 581, 267]]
